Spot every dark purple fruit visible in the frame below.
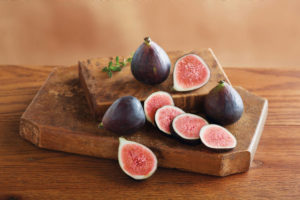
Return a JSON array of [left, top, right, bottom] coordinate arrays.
[[118, 137, 157, 180], [204, 81, 244, 125], [199, 124, 237, 150], [101, 96, 145, 134], [171, 113, 208, 144], [131, 37, 171, 85]]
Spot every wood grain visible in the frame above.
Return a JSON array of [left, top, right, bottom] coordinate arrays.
[[19, 66, 267, 176], [0, 66, 299, 199], [79, 49, 230, 120]]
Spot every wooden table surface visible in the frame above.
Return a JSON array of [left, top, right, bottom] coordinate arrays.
[[0, 65, 299, 199]]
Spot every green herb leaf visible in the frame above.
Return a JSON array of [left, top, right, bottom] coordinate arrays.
[[108, 61, 113, 68], [120, 61, 125, 67], [126, 57, 132, 63], [102, 67, 109, 72], [110, 66, 121, 71], [102, 55, 133, 78], [108, 71, 112, 78]]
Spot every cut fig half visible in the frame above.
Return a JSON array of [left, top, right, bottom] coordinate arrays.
[[171, 113, 208, 144], [118, 137, 157, 180], [173, 54, 210, 92], [155, 105, 185, 135], [144, 91, 174, 125], [199, 124, 237, 150]]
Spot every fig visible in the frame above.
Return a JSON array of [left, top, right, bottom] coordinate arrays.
[[131, 37, 171, 85], [173, 53, 210, 91], [204, 81, 244, 125], [144, 91, 174, 125], [199, 124, 237, 150], [171, 113, 208, 144], [155, 105, 185, 135], [118, 137, 157, 180], [101, 96, 145, 134]]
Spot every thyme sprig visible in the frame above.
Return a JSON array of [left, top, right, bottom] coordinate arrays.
[[102, 55, 132, 78]]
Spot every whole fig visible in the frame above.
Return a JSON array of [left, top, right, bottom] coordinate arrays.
[[101, 96, 145, 134], [131, 37, 171, 85], [204, 81, 244, 125]]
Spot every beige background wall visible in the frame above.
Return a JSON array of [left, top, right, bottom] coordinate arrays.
[[0, 0, 299, 67]]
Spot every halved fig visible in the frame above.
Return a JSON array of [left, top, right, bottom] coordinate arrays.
[[199, 124, 237, 150], [144, 91, 174, 125], [118, 137, 157, 180], [171, 113, 208, 144], [155, 105, 185, 135], [173, 54, 210, 91]]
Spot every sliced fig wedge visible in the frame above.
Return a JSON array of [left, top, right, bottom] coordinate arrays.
[[155, 105, 185, 135], [173, 54, 210, 91], [118, 137, 158, 180], [171, 113, 208, 144], [144, 91, 174, 125], [199, 124, 237, 150]]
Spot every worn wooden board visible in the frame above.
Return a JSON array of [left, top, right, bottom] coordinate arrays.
[[19, 66, 268, 176], [79, 49, 230, 120]]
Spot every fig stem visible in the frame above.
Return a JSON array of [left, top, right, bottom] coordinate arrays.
[[98, 122, 104, 128], [218, 80, 225, 85], [144, 37, 151, 46], [215, 80, 225, 91]]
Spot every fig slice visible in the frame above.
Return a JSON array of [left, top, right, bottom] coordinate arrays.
[[199, 124, 237, 150], [144, 91, 174, 125], [171, 113, 208, 144], [155, 105, 185, 135], [173, 54, 210, 91], [118, 137, 157, 180]]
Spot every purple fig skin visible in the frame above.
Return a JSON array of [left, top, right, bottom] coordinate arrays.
[[204, 81, 244, 125], [102, 96, 145, 134], [131, 37, 171, 85]]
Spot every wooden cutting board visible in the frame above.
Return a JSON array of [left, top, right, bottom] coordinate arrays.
[[19, 66, 268, 176], [79, 49, 230, 120]]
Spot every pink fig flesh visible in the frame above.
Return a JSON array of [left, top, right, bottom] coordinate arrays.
[[200, 125, 237, 150], [155, 105, 185, 135], [173, 54, 210, 91], [172, 113, 208, 141], [144, 91, 174, 124], [118, 138, 157, 180]]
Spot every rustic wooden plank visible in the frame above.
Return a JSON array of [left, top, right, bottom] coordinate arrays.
[[0, 65, 299, 199], [20, 66, 267, 176], [79, 49, 230, 120]]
